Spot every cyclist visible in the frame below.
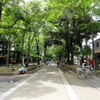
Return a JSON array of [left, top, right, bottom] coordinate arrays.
[[82, 61, 87, 71]]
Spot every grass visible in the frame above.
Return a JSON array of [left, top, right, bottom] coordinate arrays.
[[0, 65, 42, 73], [60, 63, 100, 74], [60, 63, 79, 73], [0, 66, 21, 72]]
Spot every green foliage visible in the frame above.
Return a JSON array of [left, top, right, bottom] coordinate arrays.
[[80, 45, 92, 56], [0, 0, 100, 64]]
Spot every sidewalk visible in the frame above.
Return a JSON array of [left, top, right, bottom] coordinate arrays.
[[0, 64, 80, 100]]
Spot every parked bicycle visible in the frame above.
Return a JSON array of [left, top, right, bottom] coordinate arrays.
[[76, 66, 96, 79]]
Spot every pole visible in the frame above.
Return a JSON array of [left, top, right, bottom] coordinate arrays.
[[91, 31, 95, 69]]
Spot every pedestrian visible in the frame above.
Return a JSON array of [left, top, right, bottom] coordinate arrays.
[[57, 61, 59, 67], [11, 67, 14, 71], [46, 61, 48, 66], [20, 65, 26, 74], [49, 61, 51, 66], [25, 61, 28, 73]]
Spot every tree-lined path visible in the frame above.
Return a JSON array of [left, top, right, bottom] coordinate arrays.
[[1, 1, 100, 99], [0, 64, 100, 100], [1, 0, 100, 68]]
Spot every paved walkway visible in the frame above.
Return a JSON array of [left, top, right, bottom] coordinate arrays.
[[0, 64, 80, 100]]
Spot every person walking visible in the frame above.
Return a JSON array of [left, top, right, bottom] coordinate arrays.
[[25, 61, 28, 73], [46, 61, 48, 66], [49, 61, 51, 66], [57, 61, 59, 67]]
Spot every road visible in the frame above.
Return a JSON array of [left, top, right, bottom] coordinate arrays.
[[0, 64, 100, 100]]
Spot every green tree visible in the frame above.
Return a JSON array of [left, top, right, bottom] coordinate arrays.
[[80, 45, 92, 57]]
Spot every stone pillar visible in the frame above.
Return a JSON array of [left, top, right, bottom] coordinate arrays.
[[21, 53, 26, 66]]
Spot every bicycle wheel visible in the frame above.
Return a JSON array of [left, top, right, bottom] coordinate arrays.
[[90, 71, 96, 79], [77, 71, 86, 79]]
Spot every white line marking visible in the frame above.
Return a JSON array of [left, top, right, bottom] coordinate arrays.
[[0, 67, 45, 100], [59, 68, 80, 100]]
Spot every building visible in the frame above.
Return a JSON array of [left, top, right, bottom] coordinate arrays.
[[94, 38, 100, 53], [94, 38, 100, 69]]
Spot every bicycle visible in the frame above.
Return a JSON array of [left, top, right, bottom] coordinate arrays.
[[76, 66, 96, 79]]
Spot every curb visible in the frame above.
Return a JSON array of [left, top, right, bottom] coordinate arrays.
[[0, 71, 20, 76]]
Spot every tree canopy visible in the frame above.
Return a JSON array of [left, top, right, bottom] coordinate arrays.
[[0, 0, 100, 66]]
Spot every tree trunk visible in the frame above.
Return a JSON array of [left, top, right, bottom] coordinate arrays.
[[27, 34, 31, 62], [17, 51, 20, 63], [37, 46, 39, 65], [66, 40, 70, 64], [70, 55, 74, 64], [91, 32, 95, 69], [27, 33, 36, 63], [95, 53, 97, 70], [43, 46, 47, 63], [7, 37, 10, 68], [67, 51, 70, 64], [59, 56, 61, 62], [13, 51, 15, 65], [81, 57, 84, 63], [12, 43, 15, 64], [21, 33, 25, 65], [22, 36, 24, 51], [70, 38, 74, 65], [0, 2, 2, 21], [85, 38, 88, 65], [36, 40, 40, 65]]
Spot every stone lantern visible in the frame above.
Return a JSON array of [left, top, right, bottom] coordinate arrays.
[[76, 52, 80, 66], [21, 53, 26, 65]]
